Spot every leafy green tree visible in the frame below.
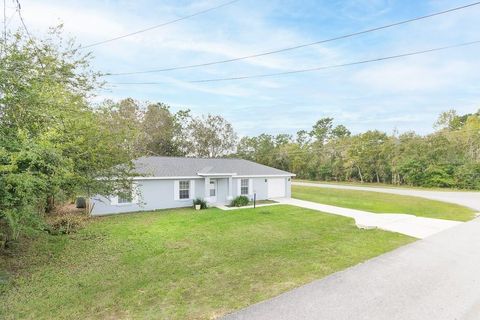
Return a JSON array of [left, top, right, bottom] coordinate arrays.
[[187, 114, 237, 158], [310, 117, 333, 143], [331, 125, 351, 139], [141, 103, 179, 156], [434, 109, 478, 131], [0, 28, 137, 245], [295, 130, 311, 146]]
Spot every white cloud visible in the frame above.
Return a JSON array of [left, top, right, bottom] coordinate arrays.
[[19, 1, 126, 41], [8, 0, 480, 136], [350, 58, 476, 93]]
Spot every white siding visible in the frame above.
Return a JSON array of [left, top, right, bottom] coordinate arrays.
[[190, 180, 195, 200], [173, 180, 179, 200]]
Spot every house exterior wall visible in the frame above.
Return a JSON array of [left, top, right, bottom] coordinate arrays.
[[91, 178, 205, 216], [91, 175, 292, 216], [286, 176, 292, 197], [232, 177, 270, 200]]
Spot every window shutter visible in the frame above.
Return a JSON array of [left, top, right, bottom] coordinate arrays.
[[248, 179, 253, 196], [237, 179, 241, 196], [174, 180, 179, 200], [190, 180, 195, 199], [110, 195, 118, 205]]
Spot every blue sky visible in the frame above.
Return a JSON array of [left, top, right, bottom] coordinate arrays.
[[7, 0, 480, 136]]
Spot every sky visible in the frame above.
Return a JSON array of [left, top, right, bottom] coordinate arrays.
[[4, 0, 480, 137]]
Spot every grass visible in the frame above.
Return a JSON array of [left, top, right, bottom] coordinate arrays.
[[1, 206, 413, 320], [250, 199, 277, 205], [293, 185, 476, 221]]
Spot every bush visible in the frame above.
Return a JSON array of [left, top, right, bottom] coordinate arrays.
[[192, 198, 207, 209], [230, 196, 249, 207], [454, 164, 480, 189], [0, 206, 45, 249], [46, 215, 89, 235], [422, 165, 455, 188]]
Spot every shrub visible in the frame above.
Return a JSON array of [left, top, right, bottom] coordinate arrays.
[[454, 164, 480, 189], [192, 198, 207, 209], [46, 215, 89, 235], [230, 196, 249, 207], [0, 206, 45, 249], [422, 165, 455, 188]]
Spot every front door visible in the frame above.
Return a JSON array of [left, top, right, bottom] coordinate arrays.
[[209, 179, 217, 202]]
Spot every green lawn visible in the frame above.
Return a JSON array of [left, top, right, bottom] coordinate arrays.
[[1, 206, 413, 320], [293, 185, 476, 221]]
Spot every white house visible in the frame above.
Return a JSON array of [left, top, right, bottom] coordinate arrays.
[[90, 156, 295, 215]]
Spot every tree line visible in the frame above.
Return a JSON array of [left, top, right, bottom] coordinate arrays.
[[236, 111, 480, 189], [106, 97, 480, 190]]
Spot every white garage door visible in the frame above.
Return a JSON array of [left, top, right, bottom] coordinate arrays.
[[268, 178, 286, 198]]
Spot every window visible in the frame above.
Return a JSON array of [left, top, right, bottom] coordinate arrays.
[[209, 181, 216, 196], [240, 179, 249, 195], [117, 186, 133, 204], [179, 180, 190, 199]]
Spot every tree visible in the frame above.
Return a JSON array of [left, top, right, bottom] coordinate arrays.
[[310, 117, 334, 143], [434, 109, 478, 131], [141, 103, 180, 156], [296, 130, 311, 146], [98, 98, 143, 157], [187, 114, 237, 157], [0, 28, 137, 246], [331, 125, 351, 139]]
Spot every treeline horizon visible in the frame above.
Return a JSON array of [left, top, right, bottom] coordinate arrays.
[[235, 110, 480, 189], [111, 97, 480, 190]]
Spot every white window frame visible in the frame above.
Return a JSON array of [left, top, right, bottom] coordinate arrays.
[[117, 192, 132, 204], [179, 180, 190, 200], [240, 178, 249, 195], [174, 180, 195, 201], [111, 183, 139, 206], [209, 180, 216, 197]]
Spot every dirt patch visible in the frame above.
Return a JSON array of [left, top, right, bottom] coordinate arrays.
[[51, 203, 86, 216]]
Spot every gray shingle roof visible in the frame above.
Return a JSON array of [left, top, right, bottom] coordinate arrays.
[[133, 156, 294, 177]]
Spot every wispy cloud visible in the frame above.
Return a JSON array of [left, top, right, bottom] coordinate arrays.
[[10, 0, 480, 136]]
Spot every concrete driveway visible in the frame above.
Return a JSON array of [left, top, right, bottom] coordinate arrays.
[[276, 198, 460, 239], [294, 181, 480, 211], [223, 217, 480, 320]]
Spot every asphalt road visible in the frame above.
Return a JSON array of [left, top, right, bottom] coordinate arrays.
[[223, 217, 480, 320], [293, 181, 480, 211]]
